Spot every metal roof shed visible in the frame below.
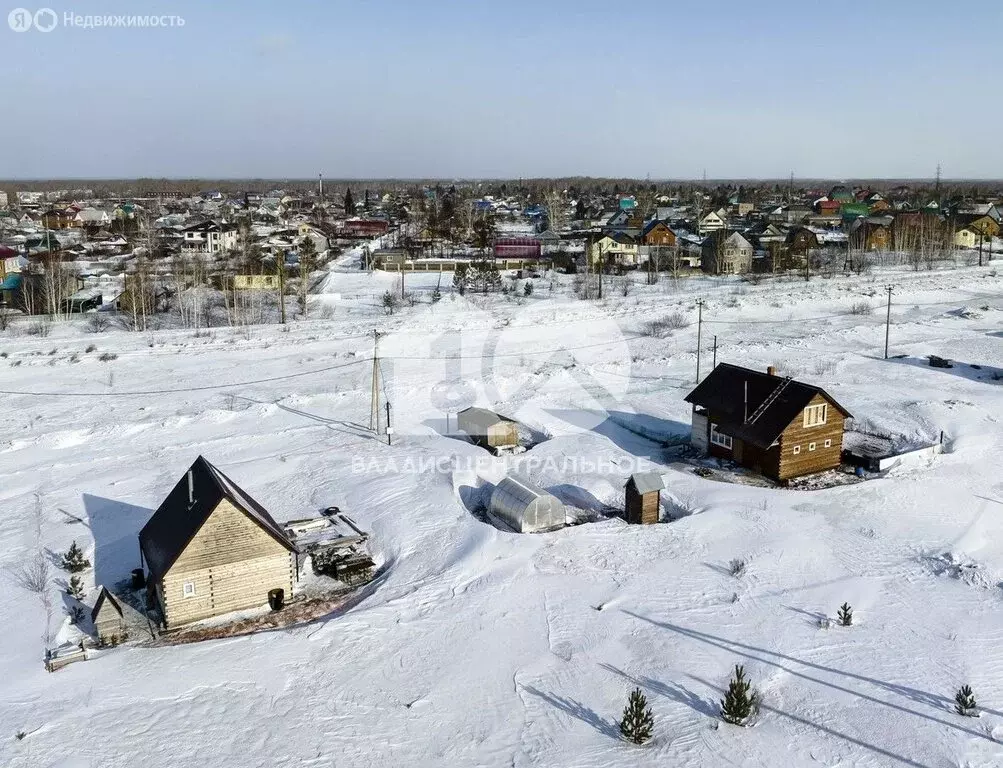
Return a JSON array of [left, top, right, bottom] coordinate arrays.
[[489, 476, 565, 533]]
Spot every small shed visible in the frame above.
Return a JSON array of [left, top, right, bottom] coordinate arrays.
[[624, 472, 664, 525], [489, 476, 565, 533], [91, 586, 126, 644], [457, 407, 519, 450]]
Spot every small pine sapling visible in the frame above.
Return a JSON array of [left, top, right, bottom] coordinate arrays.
[[619, 687, 654, 744], [67, 575, 84, 599], [837, 602, 853, 627], [68, 605, 85, 625], [524, 281, 534, 296], [61, 541, 91, 573], [720, 665, 758, 726], [955, 685, 978, 717]]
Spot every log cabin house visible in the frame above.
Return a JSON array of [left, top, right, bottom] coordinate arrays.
[[685, 363, 852, 482], [138, 456, 298, 628]]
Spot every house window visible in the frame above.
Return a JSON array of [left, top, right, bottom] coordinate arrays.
[[183, 581, 196, 598], [803, 404, 828, 427], [824, 439, 832, 448], [710, 424, 733, 449], [809, 442, 816, 452], [793, 445, 801, 455]]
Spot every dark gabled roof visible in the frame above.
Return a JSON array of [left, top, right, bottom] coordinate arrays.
[[139, 456, 296, 579], [91, 585, 123, 622], [684, 363, 852, 449]]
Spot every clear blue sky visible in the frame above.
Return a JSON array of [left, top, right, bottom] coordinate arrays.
[[5, 0, 1001, 179]]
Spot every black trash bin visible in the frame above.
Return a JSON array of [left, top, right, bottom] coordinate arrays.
[[268, 588, 285, 611], [131, 569, 146, 589]]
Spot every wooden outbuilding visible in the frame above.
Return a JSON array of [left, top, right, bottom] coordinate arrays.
[[91, 586, 126, 644], [685, 363, 852, 483], [457, 406, 519, 450], [624, 472, 664, 524], [139, 456, 298, 628]]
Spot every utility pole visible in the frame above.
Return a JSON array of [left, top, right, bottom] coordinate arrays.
[[597, 241, 604, 300], [370, 329, 382, 432], [385, 401, 392, 445], [978, 230, 984, 268], [883, 286, 893, 359], [712, 335, 717, 369], [695, 299, 704, 383], [277, 251, 286, 324]]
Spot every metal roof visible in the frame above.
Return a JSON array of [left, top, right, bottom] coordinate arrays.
[[139, 456, 296, 579], [457, 406, 507, 433], [90, 585, 123, 623], [627, 472, 665, 495], [684, 363, 852, 449]]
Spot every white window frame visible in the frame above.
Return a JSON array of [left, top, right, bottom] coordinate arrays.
[[793, 445, 801, 455], [803, 403, 828, 427], [824, 439, 832, 448], [710, 423, 733, 449], [809, 442, 816, 452], [183, 581, 196, 598]]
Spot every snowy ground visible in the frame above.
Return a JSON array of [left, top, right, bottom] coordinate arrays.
[[2, 256, 1003, 767]]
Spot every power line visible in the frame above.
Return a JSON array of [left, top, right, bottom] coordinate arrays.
[[0, 358, 368, 398], [382, 335, 641, 359]]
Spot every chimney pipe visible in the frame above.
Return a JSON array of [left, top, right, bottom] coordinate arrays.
[[187, 470, 194, 505], [767, 365, 777, 377]]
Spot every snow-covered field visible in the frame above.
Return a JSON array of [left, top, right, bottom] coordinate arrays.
[[2, 257, 1003, 767]]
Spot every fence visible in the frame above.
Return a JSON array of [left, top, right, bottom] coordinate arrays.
[[876, 442, 944, 472], [45, 646, 88, 672]]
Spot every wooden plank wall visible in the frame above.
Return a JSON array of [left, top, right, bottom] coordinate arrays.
[[777, 394, 845, 480], [162, 499, 293, 627]]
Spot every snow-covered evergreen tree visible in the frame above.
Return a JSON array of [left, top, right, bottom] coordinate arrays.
[[619, 687, 653, 744], [720, 665, 757, 726]]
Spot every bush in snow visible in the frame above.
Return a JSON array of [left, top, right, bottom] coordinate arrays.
[[955, 685, 978, 717], [729, 558, 746, 577], [837, 602, 853, 626], [720, 665, 758, 726], [86, 314, 110, 333], [618, 687, 654, 744], [381, 291, 400, 315], [99, 352, 118, 362], [848, 301, 873, 316], [524, 281, 534, 296], [643, 312, 687, 337], [25, 320, 51, 337], [66, 575, 84, 599], [61, 541, 91, 573]]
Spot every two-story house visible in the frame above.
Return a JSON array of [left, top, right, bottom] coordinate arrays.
[[181, 221, 239, 255]]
